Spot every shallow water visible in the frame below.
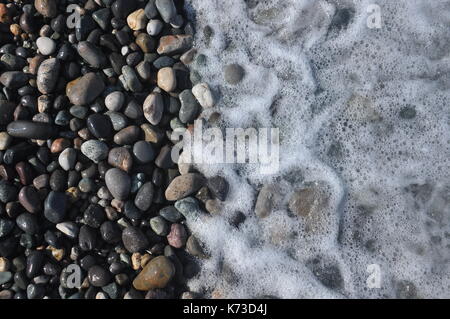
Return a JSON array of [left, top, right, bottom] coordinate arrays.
[[184, 0, 450, 298]]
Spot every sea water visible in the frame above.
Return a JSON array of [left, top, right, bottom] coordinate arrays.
[[183, 0, 450, 298]]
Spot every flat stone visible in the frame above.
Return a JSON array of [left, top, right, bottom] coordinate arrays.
[[77, 41, 107, 68], [159, 206, 183, 222], [106, 111, 128, 131], [165, 173, 206, 201], [288, 186, 328, 217], [7, 121, 57, 140], [132, 256, 175, 291], [66, 73, 105, 106], [105, 168, 131, 200], [255, 184, 278, 218], [143, 92, 163, 125]]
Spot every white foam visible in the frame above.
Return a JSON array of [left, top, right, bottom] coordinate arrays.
[[183, 0, 450, 298]]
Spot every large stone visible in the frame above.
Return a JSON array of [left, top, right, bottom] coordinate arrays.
[[37, 58, 60, 94], [66, 73, 105, 105], [132, 256, 175, 291]]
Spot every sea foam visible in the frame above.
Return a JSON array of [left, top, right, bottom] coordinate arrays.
[[183, 0, 450, 298]]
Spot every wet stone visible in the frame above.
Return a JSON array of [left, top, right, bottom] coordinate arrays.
[[44, 191, 67, 224], [105, 168, 131, 200], [132, 256, 175, 291], [122, 226, 149, 253]]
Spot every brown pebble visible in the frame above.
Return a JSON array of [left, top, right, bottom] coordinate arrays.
[[18, 186, 41, 214], [34, 0, 58, 18], [108, 147, 133, 172], [15, 162, 34, 185], [165, 173, 206, 201], [0, 165, 15, 181], [50, 138, 71, 153], [29, 55, 46, 75], [132, 256, 175, 291], [113, 125, 141, 146], [33, 174, 49, 189], [0, 4, 10, 24]]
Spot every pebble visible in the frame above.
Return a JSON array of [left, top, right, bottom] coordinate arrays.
[[135, 33, 155, 53], [0, 71, 28, 89], [134, 182, 154, 211], [36, 37, 56, 56], [77, 41, 107, 69], [155, 0, 177, 23], [58, 148, 77, 171], [105, 91, 125, 112], [51, 138, 71, 153], [150, 216, 169, 236], [113, 125, 141, 145], [165, 173, 206, 201], [143, 92, 164, 125], [106, 111, 128, 131], [66, 73, 105, 106], [122, 65, 143, 92], [7, 121, 57, 140], [157, 35, 193, 55], [83, 204, 105, 228], [127, 9, 148, 31], [44, 191, 67, 224], [155, 145, 174, 169], [0, 132, 12, 151], [132, 256, 175, 291], [179, 89, 200, 123], [159, 206, 183, 223], [174, 197, 203, 220], [81, 140, 109, 163], [147, 19, 163, 36], [87, 114, 113, 139], [0, 219, 15, 238], [186, 235, 207, 258], [122, 226, 149, 253], [157, 67, 177, 92], [133, 141, 155, 164], [167, 223, 187, 248], [192, 83, 215, 108], [105, 168, 131, 200], [255, 185, 278, 218], [18, 186, 41, 214], [224, 64, 245, 84], [108, 147, 133, 172], [37, 58, 60, 94], [100, 221, 121, 244], [16, 213, 39, 235], [34, 0, 57, 18], [88, 265, 111, 287], [92, 8, 111, 31], [56, 222, 79, 239], [288, 186, 328, 217], [79, 225, 97, 251], [207, 176, 229, 201]]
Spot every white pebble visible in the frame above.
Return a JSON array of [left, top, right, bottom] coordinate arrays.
[[147, 19, 164, 36], [192, 83, 215, 108], [36, 37, 56, 56]]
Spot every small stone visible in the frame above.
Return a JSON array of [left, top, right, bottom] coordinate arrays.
[[79, 225, 97, 251], [66, 73, 105, 106], [157, 35, 193, 55], [207, 176, 229, 201], [149, 216, 169, 236], [157, 67, 177, 92], [16, 213, 39, 235], [77, 41, 107, 68], [192, 83, 215, 108], [135, 33, 155, 53], [105, 168, 131, 200], [113, 125, 141, 145], [127, 9, 148, 31], [83, 204, 105, 228], [159, 206, 183, 222], [105, 91, 125, 112], [0, 132, 12, 151], [108, 147, 133, 172], [122, 65, 142, 92], [288, 185, 328, 217], [134, 182, 154, 211], [186, 235, 207, 258], [87, 114, 113, 139], [165, 173, 206, 201], [88, 265, 111, 287], [147, 19, 163, 36], [122, 226, 149, 253], [18, 186, 41, 214], [81, 140, 109, 163], [167, 223, 187, 248], [0, 219, 15, 238], [131, 252, 142, 270], [34, 0, 57, 18], [155, 145, 174, 169], [141, 123, 164, 144], [58, 148, 77, 171], [56, 222, 79, 238], [51, 138, 71, 153], [0, 71, 28, 89], [36, 37, 56, 56], [133, 141, 155, 164], [37, 58, 60, 94], [255, 185, 278, 218], [132, 256, 175, 291], [0, 257, 9, 272], [224, 64, 245, 85], [143, 92, 164, 125], [106, 111, 128, 131], [92, 8, 111, 31], [44, 191, 67, 224], [155, 0, 176, 23], [136, 61, 152, 80], [179, 90, 200, 124], [100, 221, 121, 244]]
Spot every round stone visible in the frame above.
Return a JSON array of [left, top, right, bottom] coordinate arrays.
[[192, 82, 215, 108], [81, 140, 109, 163], [100, 221, 121, 244], [36, 37, 56, 55], [105, 91, 125, 112], [122, 226, 149, 253], [157, 67, 177, 92], [132, 256, 175, 291], [143, 92, 163, 125], [86, 114, 113, 139], [58, 148, 77, 171], [133, 141, 155, 164], [134, 182, 154, 211], [147, 19, 163, 36], [224, 64, 245, 84], [44, 191, 67, 224], [165, 173, 206, 201], [105, 168, 131, 200], [16, 213, 39, 235], [149, 216, 169, 236], [88, 265, 111, 287], [108, 147, 133, 172], [18, 186, 41, 214]]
